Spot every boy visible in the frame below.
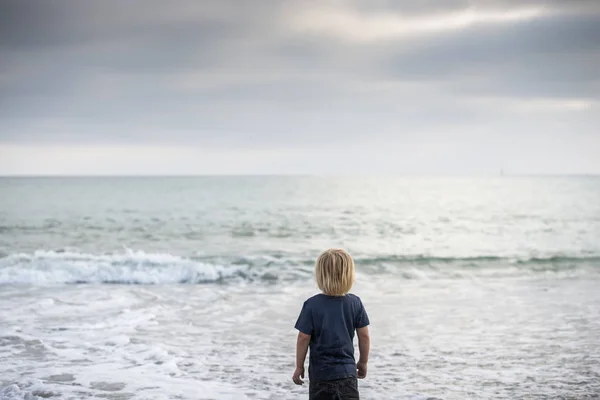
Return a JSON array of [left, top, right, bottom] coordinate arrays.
[[292, 248, 371, 400]]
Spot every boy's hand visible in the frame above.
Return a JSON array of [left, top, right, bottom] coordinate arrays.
[[292, 367, 305, 385], [357, 362, 367, 379]]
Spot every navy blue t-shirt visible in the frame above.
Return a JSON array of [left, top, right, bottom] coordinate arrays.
[[295, 293, 370, 382]]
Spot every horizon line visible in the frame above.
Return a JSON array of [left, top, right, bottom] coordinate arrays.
[[1, 173, 599, 178]]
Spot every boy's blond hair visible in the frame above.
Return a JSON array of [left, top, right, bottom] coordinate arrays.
[[315, 248, 355, 296]]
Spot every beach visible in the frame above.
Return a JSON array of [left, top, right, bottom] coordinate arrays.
[[1, 176, 599, 399]]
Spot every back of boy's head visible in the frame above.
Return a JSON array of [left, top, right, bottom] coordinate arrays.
[[315, 248, 355, 296]]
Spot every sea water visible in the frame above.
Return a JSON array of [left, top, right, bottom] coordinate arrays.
[[0, 176, 599, 399]]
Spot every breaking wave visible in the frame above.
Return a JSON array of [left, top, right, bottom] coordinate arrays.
[[0, 249, 598, 285], [0, 249, 250, 285], [353, 254, 600, 265]]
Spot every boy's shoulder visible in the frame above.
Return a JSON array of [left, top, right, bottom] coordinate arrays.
[[303, 293, 324, 304], [346, 293, 361, 301]]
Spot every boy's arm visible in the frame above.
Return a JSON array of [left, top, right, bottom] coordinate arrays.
[[356, 326, 370, 378], [296, 332, 311, 368], [293, 332, 311, 385]]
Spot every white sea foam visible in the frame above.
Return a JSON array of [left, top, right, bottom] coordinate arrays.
[[0, 249, 247, 285], [0, 284, 257, 400], [2, 275, 600, 399], [0, 385, 38, 400]]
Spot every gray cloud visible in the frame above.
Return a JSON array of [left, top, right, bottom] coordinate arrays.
[[0, 0, 599, 173]]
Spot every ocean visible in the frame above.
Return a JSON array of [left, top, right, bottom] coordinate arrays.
[[1, 176, 599, 400]]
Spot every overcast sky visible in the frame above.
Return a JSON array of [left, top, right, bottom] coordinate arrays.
[[1, 0, 599, 175]]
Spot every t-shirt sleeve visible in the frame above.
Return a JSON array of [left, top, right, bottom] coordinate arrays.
[[294, 301, 313, 335], [355, 297, 370, 329]]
